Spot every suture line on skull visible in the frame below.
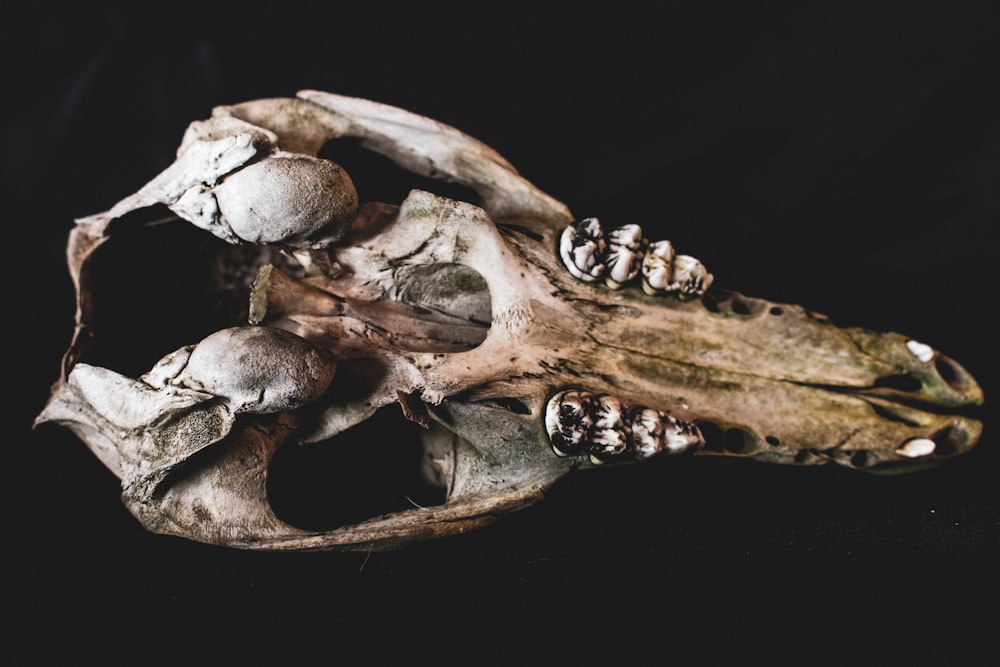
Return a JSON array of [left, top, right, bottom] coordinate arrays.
[[545, 390, 704, 464], [558, 217, 713, 299]]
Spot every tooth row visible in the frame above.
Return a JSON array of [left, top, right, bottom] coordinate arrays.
[[545, 390, 704, 463], [558, 218, 713, 299]]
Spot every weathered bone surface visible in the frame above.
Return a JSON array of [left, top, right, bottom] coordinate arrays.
[[36, 91, 984, 551]]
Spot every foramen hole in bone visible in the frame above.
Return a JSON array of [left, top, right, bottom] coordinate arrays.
[[36, 91, 984, 551]]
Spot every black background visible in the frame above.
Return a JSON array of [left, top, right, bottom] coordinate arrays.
[[6, 1, 1000, 662]]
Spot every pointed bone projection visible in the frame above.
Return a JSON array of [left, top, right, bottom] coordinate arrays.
[[37, 91, 984, 551]]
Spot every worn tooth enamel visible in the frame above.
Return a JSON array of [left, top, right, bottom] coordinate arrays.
[[641, 240, 676, 295], [630, 407, 703, 459], [545, 391, 702, 462], [672, 254, 713, 300], [591, 394, 625, 429], [896, 438, 936, 458], [559, 217, 607, 282], [587, 431, 629, 457], [587, 394, 629, 456], [660, 414, 704, 454], [545, 390, 593, 456], [906, 340, 935, 363], [631, 407, 667, 459], [604, 224, 645, 289], [640, 243, 712, 300], [560, 222, 712, 300]]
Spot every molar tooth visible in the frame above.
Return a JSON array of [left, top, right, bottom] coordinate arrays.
[[630, 407, 667, 459], [630, 407, 704, 459], [586, 394, 629, 457], [591, 394, 625, 429], [546, 391, 702, 461], [641, 240, 676, 295], [561, 222, 712, 299], [545, 390, 594, 456], [660, 414, 704, 454], [587, 431, 629, 457], [672, 254, 713, 300], [604, 224, 645, 289], [640, 243, 713, 299], [559, 217, 607, 282]]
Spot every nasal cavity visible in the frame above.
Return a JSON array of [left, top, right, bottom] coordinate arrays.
[[933, 355, 969, 392], [393, 263, 492, 352], [267, 405, 447, 531]]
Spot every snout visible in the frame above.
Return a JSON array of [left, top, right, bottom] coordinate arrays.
[[563, 284, 983, 472]]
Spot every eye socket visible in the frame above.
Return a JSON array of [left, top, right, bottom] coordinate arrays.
[[267, 406, 447, 531], [318, 136, 482, 207]]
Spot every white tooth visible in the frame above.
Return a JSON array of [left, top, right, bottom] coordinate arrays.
[[587, 394, 628, 456], [546, 390, 594, 456], [661, 414, 704, 454], [906, 340, 934, 363], [607, 224, 643, 248], [592, 394, 625, 429], [641, 240, 675, 294], [896, 438, 936, 458], [544, 393, 564, 439], [631, 407, 665, 460], [588, 427, 629, 456], [605, 224, 644, 289], [672, 254, 713, 300], [559, 218, 606, 282]]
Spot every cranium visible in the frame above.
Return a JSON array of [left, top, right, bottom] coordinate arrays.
[[36, 90, 984, 551]]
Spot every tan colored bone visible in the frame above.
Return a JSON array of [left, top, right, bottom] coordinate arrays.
[[37, 91, 984, 551]]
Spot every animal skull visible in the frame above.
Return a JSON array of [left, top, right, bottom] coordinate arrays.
[[36, 91, 984, 551]]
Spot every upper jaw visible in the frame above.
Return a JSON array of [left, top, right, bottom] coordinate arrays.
[[483, 215, 984, 474]]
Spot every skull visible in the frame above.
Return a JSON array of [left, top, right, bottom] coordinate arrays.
[[36, 91, 984, 551]]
